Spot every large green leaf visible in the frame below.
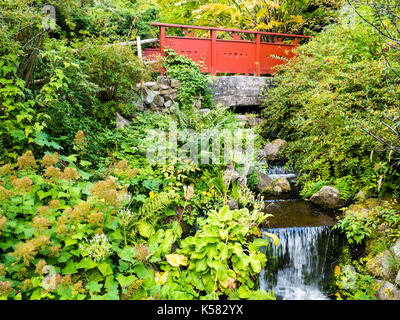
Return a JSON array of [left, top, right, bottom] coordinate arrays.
[[116, 274, 137, 288], [62, 259, 78, 275], [218, 206, 232, 221], [118, 246, 136, 263], [249, 253, 262, 273], [166, 254, 188, 267], [76, 257, 97, 270], [97, 262, 113, 277], [137, 221, 155, 238]]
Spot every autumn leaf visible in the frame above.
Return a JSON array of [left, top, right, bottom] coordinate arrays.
[[165, 254, 188, 267], [265, 232, 280, 246]]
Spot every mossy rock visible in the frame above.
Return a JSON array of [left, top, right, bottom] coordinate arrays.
[[366, 250, 392, 280], [345, 198, 383, 219], [374, 280, 400, 300]]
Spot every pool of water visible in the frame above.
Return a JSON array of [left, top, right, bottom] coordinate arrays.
[[263, 199, 337, 228]]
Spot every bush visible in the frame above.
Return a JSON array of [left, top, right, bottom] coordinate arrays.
[[28, 37, 151, 164], [65, 0, 160, 40], [261, 6, 400, 196], [159, 206, 276, 299], [164, 49, 213, 108], [0, 151, 183, 300]]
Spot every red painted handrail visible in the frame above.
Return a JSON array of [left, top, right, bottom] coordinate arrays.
[[150, 22, 312, 39], [144, 22, 311, 76]]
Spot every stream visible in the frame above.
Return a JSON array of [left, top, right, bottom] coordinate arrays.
[[258, 166, 342, 300]]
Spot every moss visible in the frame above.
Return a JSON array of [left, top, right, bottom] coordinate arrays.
[[345, 198, 382, 219]]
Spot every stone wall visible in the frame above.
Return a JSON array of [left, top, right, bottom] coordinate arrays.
[[117, 75, 273, 128], [209, 75, 274, 107], [137, 75, 274, 111]]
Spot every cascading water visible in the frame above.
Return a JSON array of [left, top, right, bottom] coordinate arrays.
[[254, 164, 343, 299], [266, 165, 297, 180], [259, 226, 339, 300]]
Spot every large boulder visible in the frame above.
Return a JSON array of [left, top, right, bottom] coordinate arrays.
[[274, 177, 291, 193], [366, 250, 393, 280], [263, 139, 287, 161], [255, 172, 291, 194], [255, 172, 274, 193], [309, 186, 347, 209], [346, 198, 382, 219]]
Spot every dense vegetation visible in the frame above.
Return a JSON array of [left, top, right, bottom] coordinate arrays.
[[261, 6, 400, 200], [261, 3, 400, 299], [0, 0, 278, 300], [157, 0, 344, 35], [0, 0, 399, 301]]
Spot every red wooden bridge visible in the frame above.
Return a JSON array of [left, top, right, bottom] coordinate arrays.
[[143, 23, 311, 76]]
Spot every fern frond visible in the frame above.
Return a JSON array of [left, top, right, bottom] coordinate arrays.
[[139, 192, 177, 219], [129, 192, 178, 229]]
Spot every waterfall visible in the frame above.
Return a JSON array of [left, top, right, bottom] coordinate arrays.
[[266, 165, 297, 180], [259, 226, 337, 300]]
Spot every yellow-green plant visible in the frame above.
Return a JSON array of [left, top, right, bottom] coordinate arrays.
[[159, 206, 276, 299]]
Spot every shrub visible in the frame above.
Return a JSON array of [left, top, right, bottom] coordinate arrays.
[[0, 152, 181, 300], [164, 49, 213, 108], [159, 206, 276, 299]]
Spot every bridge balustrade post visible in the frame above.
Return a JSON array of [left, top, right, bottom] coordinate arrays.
[[159, 26, 166, 75], [210, 29, 217, 76], [159, 26, 165, 54], [255, 33, 261, 76]]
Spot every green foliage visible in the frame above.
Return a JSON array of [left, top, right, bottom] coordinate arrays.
[[300, 180, 332, 199], [335, 267, 377, 300], [334, 213, 376, 245], [300, 176, 357, 200], [0, 0, 155, 164], [170, 103, 237, 131], [164, 49, 213, 108], [0, 152, 276, 300], [0, 152, 182, 300], [158, 0, 343, 34], [66, 0, 160, 40], [261, 6, 400, 196], [75, 38, 150, 103], [0, 0, 280, 302], [127, 192, 179, 240], [0, 53, 48, 160], [159, 206, 275, 299], [334, 201, 400, 245]]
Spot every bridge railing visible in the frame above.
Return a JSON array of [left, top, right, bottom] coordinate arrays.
[[143, 22, 311, 76]]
